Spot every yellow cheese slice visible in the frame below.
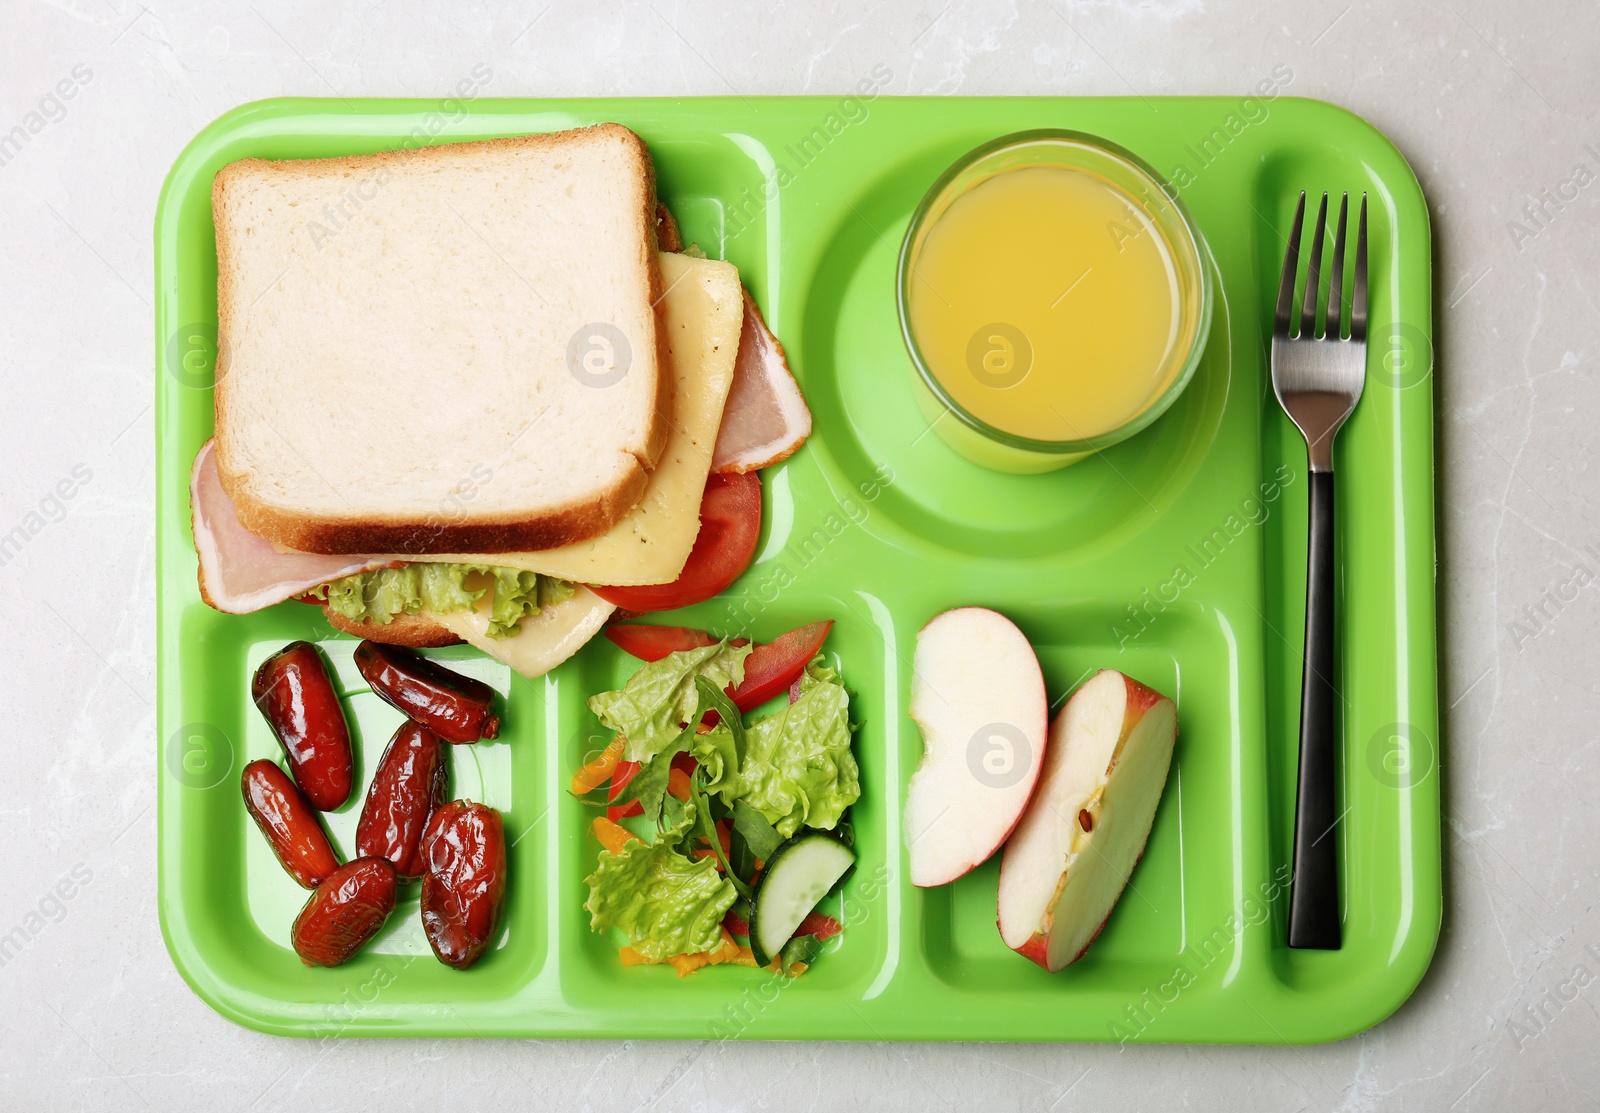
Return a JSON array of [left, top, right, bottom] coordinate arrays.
[[410, 252, 744, 586], [427, 586, 615, 679]]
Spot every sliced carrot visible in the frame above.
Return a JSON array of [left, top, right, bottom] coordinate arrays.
[[690, 818, 734, 868], [667, 767, 692, 801], [710, 929, 743, 964], [787, 962, 809, 977], [592, 816, 638, 857], [669, 952, 712, 977], [572, 737, 625, 795], [659, 929, 749, 977], [619, 946, 654, 966]]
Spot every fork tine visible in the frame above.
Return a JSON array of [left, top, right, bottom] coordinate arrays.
[[1274, 191, 1307, 336], [1299, 193, 1329, 338], [1324, 193, 1349, 339], [1349, 193, 1368, 341]]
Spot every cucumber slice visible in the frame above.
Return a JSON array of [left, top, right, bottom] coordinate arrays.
[[749, 832, 856, 966]]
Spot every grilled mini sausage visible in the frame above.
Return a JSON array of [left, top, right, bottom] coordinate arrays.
[[356, 722, 448, 878], [252, 641, 354, 810], [354, 641, 500, 744], [242, 759, 340, 888], [419, 801, 507, 970], [291, 858, 397, 968]]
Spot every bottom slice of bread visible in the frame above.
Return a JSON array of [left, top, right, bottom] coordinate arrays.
[[322, 608, 462, 647]]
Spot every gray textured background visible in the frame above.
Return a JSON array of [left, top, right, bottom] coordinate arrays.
[[2, 0, 1593, 1109]]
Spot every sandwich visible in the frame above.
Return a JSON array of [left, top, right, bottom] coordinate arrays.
[[191, 123, 810, 678]]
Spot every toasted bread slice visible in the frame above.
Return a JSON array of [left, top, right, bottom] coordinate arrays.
[[388, 252, 744, 586], [655, 201, 684, 252], [213, 124, 668, 555], [322, 608, 462, 647]]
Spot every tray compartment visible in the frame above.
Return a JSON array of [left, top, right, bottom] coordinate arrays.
[[909, 601, 1242, 994], [555, 592, 899, 1020]]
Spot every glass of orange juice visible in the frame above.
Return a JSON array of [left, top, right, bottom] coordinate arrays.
[[897, 130, 1212, 473]]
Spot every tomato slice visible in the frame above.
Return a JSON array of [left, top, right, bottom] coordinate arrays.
[[591, 472, 762, 614], [605, 625, 745, 662], [606, 620, 831, 717], [728, 620, 833, 711]]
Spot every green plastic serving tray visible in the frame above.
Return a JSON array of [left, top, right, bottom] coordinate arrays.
[[155, 95, 1439, 1043]]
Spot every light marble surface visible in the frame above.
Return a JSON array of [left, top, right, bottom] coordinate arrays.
[[1, 0, 1594, 1108]]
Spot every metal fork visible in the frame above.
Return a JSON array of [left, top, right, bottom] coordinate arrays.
[[1271, 191, 1367, 950]]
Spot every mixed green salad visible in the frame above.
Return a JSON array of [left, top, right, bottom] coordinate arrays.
[[574, 623, 858, 976]]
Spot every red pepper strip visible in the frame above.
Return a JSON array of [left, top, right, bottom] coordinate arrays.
[[606, 760, 644, 822], [795, 912, 842, 940], [728, 621, 833, 711]]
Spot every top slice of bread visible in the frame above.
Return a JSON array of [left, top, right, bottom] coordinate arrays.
[[212, 124, 669, 555]]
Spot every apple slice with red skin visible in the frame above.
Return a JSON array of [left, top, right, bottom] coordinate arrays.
[[904, 607, 1048, 887], [997, 669, 1177, 971]]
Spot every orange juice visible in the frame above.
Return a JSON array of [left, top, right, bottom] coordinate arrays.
[[906, 164, 1196, 444]]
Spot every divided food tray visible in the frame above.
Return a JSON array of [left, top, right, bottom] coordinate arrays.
[[155, 96, 1439, 1042]]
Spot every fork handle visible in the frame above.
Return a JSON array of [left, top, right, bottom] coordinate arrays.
[[1288, 469, 1342, 949]]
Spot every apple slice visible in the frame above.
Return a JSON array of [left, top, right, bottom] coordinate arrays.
[[905, 607, 1048, 887], [997, 669, 1177, 970]]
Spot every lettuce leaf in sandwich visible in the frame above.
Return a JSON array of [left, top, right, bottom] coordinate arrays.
[[315, 562, 574, 637]]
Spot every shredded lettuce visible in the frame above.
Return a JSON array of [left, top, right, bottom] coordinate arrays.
[[587, 641, 752, 762], [318, 563, 573, 637], [583, 827, 736, 961], [695, 657, 858, 837]]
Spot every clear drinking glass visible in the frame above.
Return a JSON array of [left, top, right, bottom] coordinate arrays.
[[897, 129, 1213, 474]]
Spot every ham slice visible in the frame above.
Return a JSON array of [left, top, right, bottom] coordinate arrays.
[[190, 439, 394, 614], [711, 289, 812, 473], [653, 199, 809, 475]]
